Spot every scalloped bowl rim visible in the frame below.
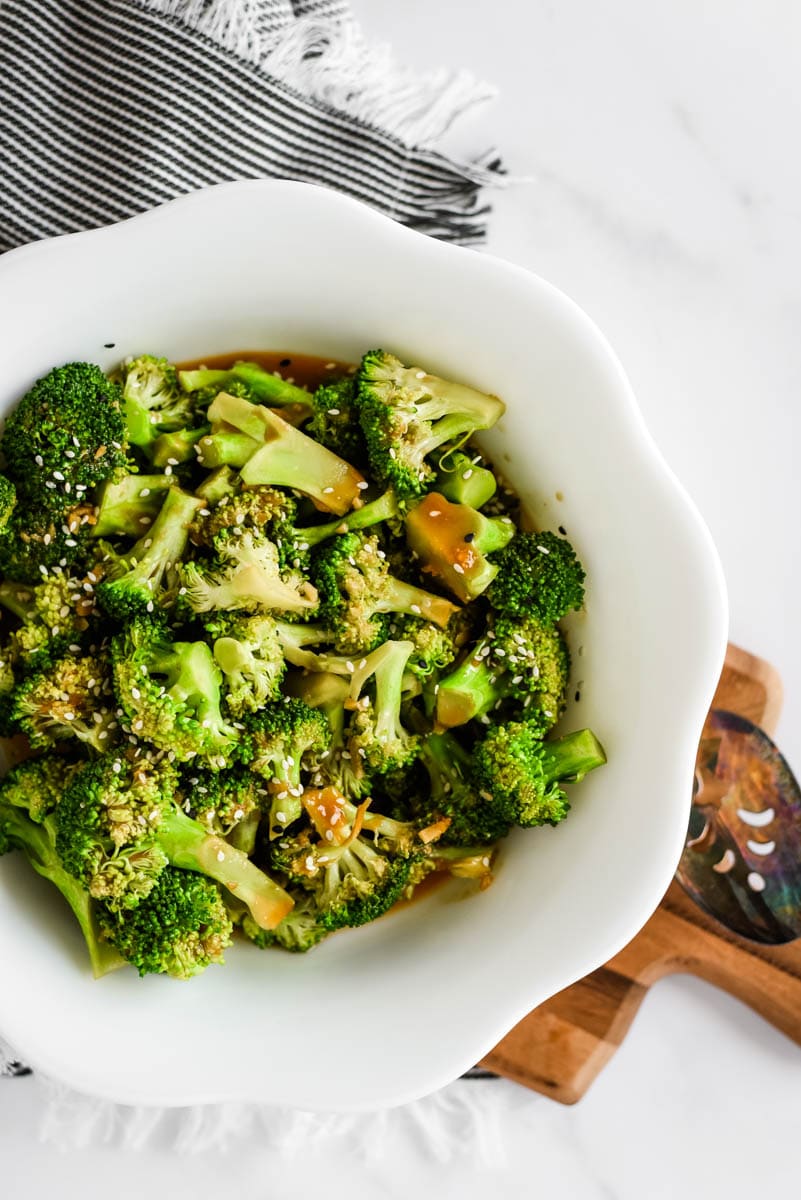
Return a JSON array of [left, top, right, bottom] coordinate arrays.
[[0, 181, 728, 1110]]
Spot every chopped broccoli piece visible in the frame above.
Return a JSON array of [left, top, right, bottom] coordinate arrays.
[[0, 363, 127, 511], [180, 764, 268, 855], [307, 375, 367, 466], [0, 802, 124, 977], [93, 473, 175, 538], [312, 532, 460, 655], [418, 730, 512, 845], [111, 616, 236, 764], [119, 355, 196, 451], [357, 350, 504, 499], [241, 890, 329, 953], [434, 449, 497, 508], [57, 755, 293, 930], [97, 867, 233, 978], [180, 528, 318, 617], [404, 492, 515, 602], [206, 391, 366, 515], [241, 699, 330, 834], [96, 486, 201, 620], [179, 361, 312, 409], [435, 612, 570, 731], [487, 530, 586, 622], [210, 612, 286, 715], [12, 650, 118, 753], [473, 725, 606, 828]]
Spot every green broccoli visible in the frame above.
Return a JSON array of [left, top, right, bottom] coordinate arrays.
[[283, 670, 372, 800], [241, 699, 331, 834], [181, 764, 268, 855], [435, 612, 570, 731], [56, 755, 294, 930], [96, 486, 201, 620], [404, 492, 515, 603], [178, 361, 313, 410], [433, 449, 497, 509], [0, 570, 95, 664], [203, 390, 366, 515], [118, 355, 197, 452], [111, 616, 236, 764], [307, 375, 367, 466], [12, 650, 118, 752], [0, 363, 128, 512], [486, 530, 586, 622], [93, 473, 176, 538], [97, 867, 233, 978], [209, 611, 286, 716], [346, 640, 420, 775], [357, 350, 505, 499], [0, 770, 123, 977], [311, 532, 460, 654], [180, 528, 318, 617], [291, 488, 402, 553], [418, 730, 512, 845], [472, 724, 606, 828]]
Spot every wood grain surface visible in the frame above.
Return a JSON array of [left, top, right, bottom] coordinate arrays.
[[480, 643, 793, 1103]]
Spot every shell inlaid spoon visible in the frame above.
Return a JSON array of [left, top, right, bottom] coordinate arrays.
[[676, 710, 801, 945]]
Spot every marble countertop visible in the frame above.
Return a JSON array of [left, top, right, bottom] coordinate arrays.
[[1, 2, 800, 1196]]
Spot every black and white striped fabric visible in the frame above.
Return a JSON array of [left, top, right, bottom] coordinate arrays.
[[0, 0, 501, 1081], [0, 0, 502, 255]]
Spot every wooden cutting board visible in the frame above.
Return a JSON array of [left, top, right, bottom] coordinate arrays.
[[479, 644, 798, 1102]]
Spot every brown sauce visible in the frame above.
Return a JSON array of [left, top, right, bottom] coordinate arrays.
[[176, 350, 355, 392]]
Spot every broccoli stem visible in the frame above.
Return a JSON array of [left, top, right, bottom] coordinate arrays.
[[350, 639, 415, 745], [540, 729, 607, 782], [156, 807, 294, 930], [117, 487, 201, 590], [3, 809, 124, 977], [149, 426, 209, 467], [195, 465, 238, 504], [209, 392, 365, 515], [435, 639, 498, 727], [0, 580, 34, 621], [196, 427, 261, 469], [434, 451, 497, 508], [179, 363, 312, 407], [93, 474, 175, 538], [374, 576, 459, 629], [295, 490, 399, 549]]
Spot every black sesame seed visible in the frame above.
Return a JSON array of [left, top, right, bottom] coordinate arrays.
[[279, 358, 291, 367], [574, 690, 581, 702], [558, 525, 567, 536], [463, 532, 475, 543], [103, 342, 115, 348]]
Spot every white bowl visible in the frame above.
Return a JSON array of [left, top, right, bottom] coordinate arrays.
[[0, 181, 727, 1110]]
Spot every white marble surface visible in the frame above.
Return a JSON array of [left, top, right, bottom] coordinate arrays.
[[2, 1, 801, 1196]]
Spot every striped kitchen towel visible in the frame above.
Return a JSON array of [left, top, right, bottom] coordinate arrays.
[[0, 0, 503, 255]]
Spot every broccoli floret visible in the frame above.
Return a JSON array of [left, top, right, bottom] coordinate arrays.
[[182, 764, 268, 855], [57, 755, 293, 930], [404, 492, 515, 602], [346, 640, 420, 774], [0, 801, 124, 977], [472, 725, 606, 828], [241, 699, 331, 834], [0, 474, 16, 530], [292, 488, 401, 551], [12, 650, 118, 753], [204, 391, 366, 515], [111, 616, 236, 764], [307, 375, 367, 466], [283, 671, 371, 800], [487, 530, 586, 622], [312, 532, 460, 655], [0, 570, 95, 664], [418, 730, 512, 845], [357, 350, 504, 499], [241, 891, 329, 953], [210, 612, 286, 716], [119, 355, 197, 451], [0, 506, 98, 585], [392, 609, 475, 679], [179, 361, 313, 412], [191, 486, 299, 569], [435, 612, 570, 731], [180, 528, 318, 617], [433, 449, 497, 508], [275, 792, 429, 931], [0, 363, 127, 512], [0, 754, 78, 823], [93, 473, 175, 538], [96, 486, 201, 620], [97, 867, 233, 978]]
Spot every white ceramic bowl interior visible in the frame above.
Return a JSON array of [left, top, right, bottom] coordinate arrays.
[[0, 181, 727, 1109]]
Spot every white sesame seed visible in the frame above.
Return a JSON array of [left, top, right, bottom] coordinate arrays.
[[35, 455, 43, 466], [356, 481, 369, 490], [112, 760, 122, 773], [452, 563, 465, 575], [327, 408, 340, 416], [139, 488, 151, 497], [216, 849, 226, 862], [322, 486, 334, 495], [462, 469, 473, 479], [429, 510, 440, 517], [166, 457, 179, 467], [52, 471, 65, 481], [45, 480, 56, 489]]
